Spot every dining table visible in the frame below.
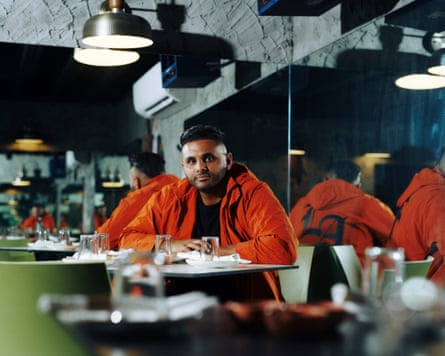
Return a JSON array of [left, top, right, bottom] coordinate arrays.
[[0, 241, 76, 260], [42, 293, 445, 356], [156, 261, 299, 302]]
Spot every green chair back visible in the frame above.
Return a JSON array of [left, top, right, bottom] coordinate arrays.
[[279, 244, 362, 303], [0, 238, 35, 261], [404, 257, 433, 280], [0, 261, 111, 355]]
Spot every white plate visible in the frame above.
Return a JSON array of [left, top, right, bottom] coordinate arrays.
[[62, 257, 107, 264], [185, 259, 239, 268]]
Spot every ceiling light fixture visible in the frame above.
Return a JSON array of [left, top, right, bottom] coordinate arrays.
[[395, 73, 445, 90], [364, 152, 391, 159], [14, 123, 44, 145], [11, 167, 31, 187], [73, 48, 140, 66], [81, 0, 153, 50], [11, 177, 31, 187], [101, 169, 125, 188], [395, 31, 445, 90], [289, 149, 306, 156]]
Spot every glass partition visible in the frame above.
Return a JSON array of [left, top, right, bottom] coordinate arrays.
[[289, 15, 439, 213]]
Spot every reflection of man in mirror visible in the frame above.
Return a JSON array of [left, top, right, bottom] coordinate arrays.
[[388, 145, 445, 287], [93, 204, 107, 231], [96, 152, 179, 250], [21, 203, 55, 232], [290, 160, 395, 265]]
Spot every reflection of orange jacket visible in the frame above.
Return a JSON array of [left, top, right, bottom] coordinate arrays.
[[97, 174, 179, 250], [120, 163, 298, 300], [290, 179, 395, 265], [388, 167, 445, 286], [22, 213, 56, 231], [93, 212, 107, 231]]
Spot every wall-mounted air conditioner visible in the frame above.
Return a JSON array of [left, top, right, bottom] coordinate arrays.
[[133, 62, 179, 118]]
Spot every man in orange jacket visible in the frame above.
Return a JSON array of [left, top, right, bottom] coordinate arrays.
[[290, 160, 395, 265], [97, 152, 178, 250], [120, 125, 297, 301], [22, 203, 55, 232], [388, 145, 445, 286]]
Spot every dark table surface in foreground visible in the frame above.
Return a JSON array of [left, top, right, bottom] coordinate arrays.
[[62, 305, 445, 356]]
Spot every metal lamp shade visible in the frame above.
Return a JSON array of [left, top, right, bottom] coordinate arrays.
[[82, 11, 153, 49]]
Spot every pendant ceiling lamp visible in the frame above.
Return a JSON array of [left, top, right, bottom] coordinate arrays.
[[15, 123, 43, 145], [395, 31, 445, 90], [73, 48, 140, 66], [81, 0, 153, 49]]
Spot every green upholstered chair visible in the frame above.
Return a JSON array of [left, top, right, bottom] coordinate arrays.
[[0, 261, 111, 355], [404, 257, 433, 280], [0, 238, 35, 261], [279, 245, 362, 303]]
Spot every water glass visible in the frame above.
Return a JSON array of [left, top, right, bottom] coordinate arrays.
[[35, 228, 49, 242], [78, 234, 99, 259], [154, 234, 173, 265], [97, 233, 109, 254], [58, 229, 70, 244], [362, 247, 405, 300], [201, 236, 220, 261], [112, 251, 166, 321]]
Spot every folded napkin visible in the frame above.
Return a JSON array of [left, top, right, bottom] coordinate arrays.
[[28, 240, 72, 250], [176, 251, 251, 264]]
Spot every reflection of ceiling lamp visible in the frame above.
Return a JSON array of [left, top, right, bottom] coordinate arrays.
[[11, 167, 31, 187], [8, 198, 19, 206], [289, 149, 306, 156], [101, 169, 125, 188], [11, 178, 31, 187], [73, 48, 140, 66], [81, 0, 153, 50], [395, 32, 445, 90], [394, 74, 445, 90], [364, 152, 391, 159], [15, 124, 43, 145]]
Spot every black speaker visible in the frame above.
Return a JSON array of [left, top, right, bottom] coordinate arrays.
[[257, 0, 340, 16], [160, 55, 221, 88]]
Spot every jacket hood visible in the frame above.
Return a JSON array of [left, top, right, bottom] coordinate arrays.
[[397, 167, 445, 207], [304, 179, 363, 209]]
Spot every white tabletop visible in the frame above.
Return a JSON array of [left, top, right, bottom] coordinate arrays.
[[158, 263, 299, 278]]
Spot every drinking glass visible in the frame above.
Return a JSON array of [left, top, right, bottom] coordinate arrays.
[[201, 236, 220, 261], [112, 251, 166, 321], [78, 234, 99, 260], [35, 228, 49, 243], [362, 247, 405, 300], [154, 234, 173, 265], [97, 233, 109, 255], [58, 229, 70, 245]]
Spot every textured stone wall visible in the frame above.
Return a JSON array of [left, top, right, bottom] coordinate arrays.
[[0, 0, 417, 64]]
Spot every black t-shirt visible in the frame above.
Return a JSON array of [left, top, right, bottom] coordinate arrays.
[[193, 195, 221, 238]]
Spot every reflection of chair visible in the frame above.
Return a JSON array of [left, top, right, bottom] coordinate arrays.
[[404, 257, 433, 280], [0, 238, 35, 261], [0, 261, 111, 355], [279, 245, 362, 303]]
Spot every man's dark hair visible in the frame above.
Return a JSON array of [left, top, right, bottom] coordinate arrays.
[[129, 152, 165, 178], [326, 160, 361, 183], [179, 125, 225, 148]]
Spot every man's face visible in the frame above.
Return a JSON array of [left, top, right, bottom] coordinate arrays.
[[181, 139, 232, 192]]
